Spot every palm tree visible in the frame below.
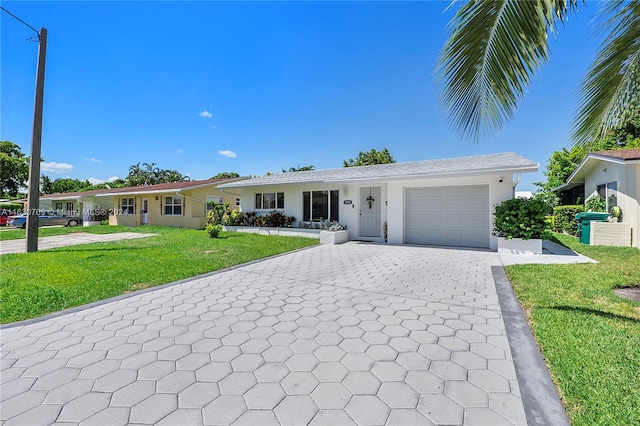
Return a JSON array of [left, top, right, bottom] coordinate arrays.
[[436, 0, 640, 147]]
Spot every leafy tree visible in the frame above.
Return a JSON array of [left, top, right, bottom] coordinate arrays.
[[282, 165, 315, 173], [436, 1, 640, 146], [46, 178, 94, 194], [0, 141, 29, 198], [125, 162, 189, 186], [40, 175, 53, 195], [210, 172, 240, 179], [343, 148, 396, 167], [538, 117, 640, 192]]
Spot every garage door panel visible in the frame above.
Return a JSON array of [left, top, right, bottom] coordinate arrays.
[[405, 185, 489, 248]]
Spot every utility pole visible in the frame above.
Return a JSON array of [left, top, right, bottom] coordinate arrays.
[[26, 27, 47, 252]]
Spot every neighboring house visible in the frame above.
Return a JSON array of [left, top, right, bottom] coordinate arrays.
[[218, 152, 538, 250], [554, 148, 640, 248], [39, 178, 245, 229]]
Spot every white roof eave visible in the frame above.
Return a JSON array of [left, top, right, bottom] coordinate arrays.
[[219, 165, 539, 188]]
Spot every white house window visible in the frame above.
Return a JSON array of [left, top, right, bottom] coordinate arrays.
[[302, 190, 339, 222], [121, 198, 135, 215], [164, 196, 182, 215], [66, 202, 74, 213], [54, 202, 63, 211], [236, 197, 241, 207], [255, 192, 284, 209], [597, 181, 618, 210], [206, 195, 224, 211]]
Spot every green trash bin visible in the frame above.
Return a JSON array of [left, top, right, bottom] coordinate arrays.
[[575, 212, 610, 244]]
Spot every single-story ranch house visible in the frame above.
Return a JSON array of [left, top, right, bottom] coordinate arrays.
[[39, 178, 245, 229], [218, 152, 538, 250], [554, 148, 640, 248]]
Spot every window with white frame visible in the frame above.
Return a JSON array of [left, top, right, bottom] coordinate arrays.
[[66, 202, 74, 213], [235, 197, 241, 207], [302, 190, 339, 222], [121, 198, 135, 215], [255, 192, 284, 209], [164, 196, 182, 215], [55, 202, 63, 211], [206, 195, 224, 211]]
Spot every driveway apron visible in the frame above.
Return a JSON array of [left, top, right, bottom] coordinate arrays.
[[0, 242, 527, 425]]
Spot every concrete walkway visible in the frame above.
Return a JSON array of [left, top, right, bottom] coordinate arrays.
[[0, 232, 157, 255], [0, 242, 568, 425]]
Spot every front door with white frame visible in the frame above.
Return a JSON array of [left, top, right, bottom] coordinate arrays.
[[360, 187, 381, 237], [141, 198, 149, 225]]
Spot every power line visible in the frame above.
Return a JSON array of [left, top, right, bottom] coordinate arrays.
[[0, 6, 40, 38]]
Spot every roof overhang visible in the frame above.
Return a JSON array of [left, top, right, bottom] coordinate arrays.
[[219, 165, 539, 189]]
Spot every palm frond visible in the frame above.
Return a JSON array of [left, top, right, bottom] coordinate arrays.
[[436, 0, 579, 141], [572, 0, 640, 147]]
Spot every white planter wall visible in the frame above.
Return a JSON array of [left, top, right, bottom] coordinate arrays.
[[320, 230, 349, 245]]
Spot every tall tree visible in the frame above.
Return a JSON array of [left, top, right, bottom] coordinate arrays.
[[210, 172, 240, 179], [537, 115, 640, 192], [282, 165, 315, 173], [344, 148, 396, 167], [125, 162, 189, 186], [40, 175, 53, 194], [436, 1, 640, 146], [0, 141, 29, 198]]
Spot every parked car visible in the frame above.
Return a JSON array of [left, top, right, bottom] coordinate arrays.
[[7, 212, 83, 228], [0, 210, 16, 226]]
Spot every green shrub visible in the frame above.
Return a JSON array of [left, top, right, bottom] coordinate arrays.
[[205, 223, 222, 238], [0, 202, 22, 211], [206, 202, 230, 225], [553, 205, 585, 236], [585, 195, 606, 212], [493, 198, 550, 240], [236, 211, 296, 227]]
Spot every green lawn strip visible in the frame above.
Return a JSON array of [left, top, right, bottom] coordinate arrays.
[[0, 225, 140, 241], [0, 227, 317, 324], [505, 234, 640, 426]]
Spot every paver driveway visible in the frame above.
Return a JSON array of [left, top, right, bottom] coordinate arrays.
[[0, 242, 527, 425]]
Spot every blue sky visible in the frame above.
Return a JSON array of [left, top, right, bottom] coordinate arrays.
[[2, 1, 600, 191]]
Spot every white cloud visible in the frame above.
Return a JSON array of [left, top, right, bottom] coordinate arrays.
[[88, 177, 104, 185], [83, 157, 101, 163], [176, 149, 183, 154], [107, 176, 120, 182], [41, 161, 73, 174], [199, 110, 213, 118], [218, 150, 236, 158]]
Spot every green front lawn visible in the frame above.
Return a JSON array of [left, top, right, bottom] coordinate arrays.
[[506, 234, 639, 426], [0, 226, 317, 324], [0, 224, 133, 241]]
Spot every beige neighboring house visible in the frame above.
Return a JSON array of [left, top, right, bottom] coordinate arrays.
[[39, 178, 245, 229], [555, 148, 640, 248]]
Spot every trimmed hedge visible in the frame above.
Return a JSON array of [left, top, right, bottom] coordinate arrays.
[[553, 205, 585, 236], [493, 198, 550, 240]]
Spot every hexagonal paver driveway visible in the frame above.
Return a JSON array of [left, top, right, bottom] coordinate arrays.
[[0, 242, 527, 425]]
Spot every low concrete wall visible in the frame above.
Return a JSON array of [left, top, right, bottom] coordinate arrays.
[[320, 230, 349, 245], [590, 222, 632, 247], [222, 226, 321, 239]]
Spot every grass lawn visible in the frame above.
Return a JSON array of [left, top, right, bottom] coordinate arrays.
[[0, 224, 133, 241], [0, 226, 317, 324], [505, 234, 639, 426]]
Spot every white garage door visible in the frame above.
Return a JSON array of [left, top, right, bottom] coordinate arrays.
[[405, 185, 490, 248]]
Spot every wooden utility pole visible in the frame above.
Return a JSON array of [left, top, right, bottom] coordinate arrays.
[[26, 27, 47, 253]]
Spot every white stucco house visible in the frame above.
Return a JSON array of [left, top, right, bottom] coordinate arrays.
[[554, 148, 640, 248], [217, 152, 538, 250]]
